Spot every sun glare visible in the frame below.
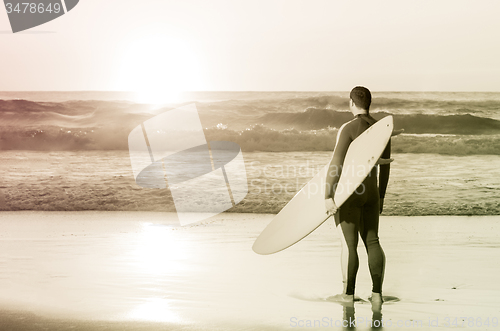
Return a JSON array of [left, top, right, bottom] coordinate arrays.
[[132, 223, 190, 275], [117, 34, 203, 105], [128, 297, 182, 323], [124, 223, 193, 323]]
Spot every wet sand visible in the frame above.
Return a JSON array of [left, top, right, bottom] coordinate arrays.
[[0, 212, 499, 330]]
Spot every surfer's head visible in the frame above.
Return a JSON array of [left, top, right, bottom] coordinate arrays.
[[349, 86, 371, 114]]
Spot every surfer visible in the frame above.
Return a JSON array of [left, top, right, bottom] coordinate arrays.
[[324, 86, 398, 304]]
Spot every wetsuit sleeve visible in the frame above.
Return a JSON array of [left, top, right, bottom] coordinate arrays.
[[378, 139, 391, 199], [325, 123, 352, 199]]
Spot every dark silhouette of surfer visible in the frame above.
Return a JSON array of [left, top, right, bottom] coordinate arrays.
[[325, 86, 403, 306]]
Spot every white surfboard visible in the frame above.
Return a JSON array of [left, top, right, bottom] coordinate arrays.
[[253, 116, 394, 255]]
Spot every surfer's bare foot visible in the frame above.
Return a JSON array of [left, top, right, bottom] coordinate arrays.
[[328, 293, 354, 303], [369, 292, 383, 303], [369, 293, 383, 312]]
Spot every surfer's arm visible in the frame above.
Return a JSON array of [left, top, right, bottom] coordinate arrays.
[[378, 127, 402, 212], [376, 157, 394, 165], [392, 128, 404, 136], [378, 139, 391, 212], [325, 123, 352, 200]]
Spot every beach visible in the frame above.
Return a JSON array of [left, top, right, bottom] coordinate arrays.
[[1, 212, 499, 330], [1, 91, 500, 329]]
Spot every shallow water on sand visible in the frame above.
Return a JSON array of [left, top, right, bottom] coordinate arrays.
[[0, 212, 499, 330]]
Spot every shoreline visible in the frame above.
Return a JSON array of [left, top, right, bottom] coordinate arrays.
[[0, 310, 177, 331], [2, 152, 500, 216], [1, 209, 500, 216]]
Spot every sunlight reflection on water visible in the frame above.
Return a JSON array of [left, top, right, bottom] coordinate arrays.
[[125, 223, 191, 323], [128, 297, 182, 323], [130, 223, 190, 276]]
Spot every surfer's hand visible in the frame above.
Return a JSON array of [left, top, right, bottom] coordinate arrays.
[[392, 128, 404, 136], [379, 198, 384, 214], [325, 198, 338, 216], [376, 158, 394, 165]]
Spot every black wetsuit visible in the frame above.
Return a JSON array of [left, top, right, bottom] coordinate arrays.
[[326, 114, 391, 295]]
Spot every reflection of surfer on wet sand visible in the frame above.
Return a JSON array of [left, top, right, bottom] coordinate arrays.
[[325, 86, 403, 308], [341, 301, 384, 330]]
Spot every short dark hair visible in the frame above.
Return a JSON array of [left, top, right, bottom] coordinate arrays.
[[350, 86, 371, 111]]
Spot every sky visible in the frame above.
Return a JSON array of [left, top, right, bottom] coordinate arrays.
[[1, 0, 500, 94]]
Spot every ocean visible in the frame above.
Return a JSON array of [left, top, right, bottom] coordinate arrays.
[[1, 91, 500, 215]]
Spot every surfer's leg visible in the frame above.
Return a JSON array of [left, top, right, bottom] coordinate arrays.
[[335, 207, 360, 296], [360, 200, 385, 294]]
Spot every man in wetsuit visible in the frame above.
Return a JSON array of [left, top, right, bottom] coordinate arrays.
[[324, 86, 392, 304]]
